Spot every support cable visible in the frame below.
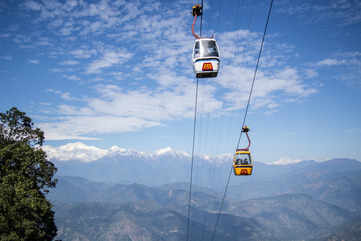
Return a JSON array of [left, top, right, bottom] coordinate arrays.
[[200, 0, 204, 36], [237, 0, 274, 149], [186, 77, 199, 241], [209, 1, 275, 241], [186, 1, 205, 240], [209, 166, 233, 241]]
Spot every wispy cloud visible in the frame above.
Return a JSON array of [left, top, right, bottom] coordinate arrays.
[[23, 0, 147, 37], [86, 50, 133, 74], [29, 59, 39, 64], [70, 49, 96, 59], [0, 56, 12, 61], [63, 74, 80, 81], [60, 60, 79, 65], [43, 142, 206, 162], [39, 115, 160, 140], [20, 0, 318, 140], [43, 142, 107, 162], [39, 82, 221, 140], [24, 1, 42, 11], [47, 88, 78, 101], [43, 142, 181, 162], [317, 58, 345, 66], [50, 68, 63, 73], [316, 52, 361, 86], [0, 33, 10, 38], [271, 158, 302, 165], [305, 69, 318, 78], [276, 0, 361, 25]]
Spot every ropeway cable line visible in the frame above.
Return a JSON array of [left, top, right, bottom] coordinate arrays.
[[209, 0, 275, 241], [186, 0, 274, 241]]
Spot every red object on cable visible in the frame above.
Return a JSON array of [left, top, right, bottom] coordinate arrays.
[[237, 130, 251, 151], [192, 15, 200, 39]]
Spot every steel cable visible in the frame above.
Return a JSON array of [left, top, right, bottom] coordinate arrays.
[[186, 77, 199, 241], [186, 0, 205, 240], [209, 1, 275, 240]]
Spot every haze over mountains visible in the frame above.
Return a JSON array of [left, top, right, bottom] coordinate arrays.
[[50, 146, 361, 211], [49, 149, 361, 241]]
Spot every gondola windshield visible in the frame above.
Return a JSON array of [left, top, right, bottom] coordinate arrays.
[[234, 152, 252, 165], [193, 39, 219, 59]]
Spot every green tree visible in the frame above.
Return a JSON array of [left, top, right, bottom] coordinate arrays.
[[0, 107, 57, 241]]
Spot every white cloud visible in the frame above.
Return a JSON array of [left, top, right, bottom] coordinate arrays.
[[47, 89, 78, 101], [24, 1, 42, 11], [23, 0, 146, 38], [154, 146, 190, 157], [0, 34, 10, 38], [210, 29, 317, 112], [316, 52, 361, 86], [39, 74, 223, 140], [0, 56, 12, 61], [50, 68, 63, 73], [155, 147, 173, 155], [276, 0, 361, 25], [70, 49, 96, 59], [43, 142, 217, 163], [317, 58, 345, 66], [37, 37, 52, 46], [271, 158, 302, 165], [40, 115, 160, 140], [339, 51, 361, 58], [13, 34, 31, 45], [46, 53, 312, 139], [86, 50, 133, 74], [43, 142, 108, 162], [20, 0, 317, 140], [60, 92, 72, 100], [305, 69, 318, 78], [29, 59, 39, 64], [215, 62, 316, 111], [43, 142, 190, 162], [63, 74, 80, 81], [61, 60, 79, 65], [45, 142, 311, 165]]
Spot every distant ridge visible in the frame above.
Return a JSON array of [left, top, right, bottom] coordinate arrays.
[[52, 176, 360, 241]]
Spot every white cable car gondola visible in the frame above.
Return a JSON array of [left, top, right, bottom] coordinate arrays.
[[191, 4, 220, 78], [192, 38, 220, 78]]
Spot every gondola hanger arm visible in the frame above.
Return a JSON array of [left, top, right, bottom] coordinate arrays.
[[191, 4, 202, 39], [192, 15, 200, 39], [237, 126, 251, 151]]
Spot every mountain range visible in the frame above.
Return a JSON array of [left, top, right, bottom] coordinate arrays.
[[48, 153, 361, 241], [51, 175, 361, 240], [52, 155, 361, 212]]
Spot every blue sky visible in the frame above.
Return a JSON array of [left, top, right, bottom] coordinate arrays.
[[1, 0, 361, 164]]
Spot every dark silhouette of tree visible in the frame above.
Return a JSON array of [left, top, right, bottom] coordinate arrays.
[[0, 107, 57, 241]]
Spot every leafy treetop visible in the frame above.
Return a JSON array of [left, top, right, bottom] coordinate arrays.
[[0, 107, 58, 240], [0, 107, 44, 147]]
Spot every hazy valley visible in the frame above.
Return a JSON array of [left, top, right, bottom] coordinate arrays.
[[49, 156, 361, 241]]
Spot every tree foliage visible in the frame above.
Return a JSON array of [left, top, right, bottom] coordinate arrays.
[[0, 107, 57, 241]]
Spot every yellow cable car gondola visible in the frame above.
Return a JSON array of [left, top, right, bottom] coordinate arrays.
[[233, 126, 253, 176]]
